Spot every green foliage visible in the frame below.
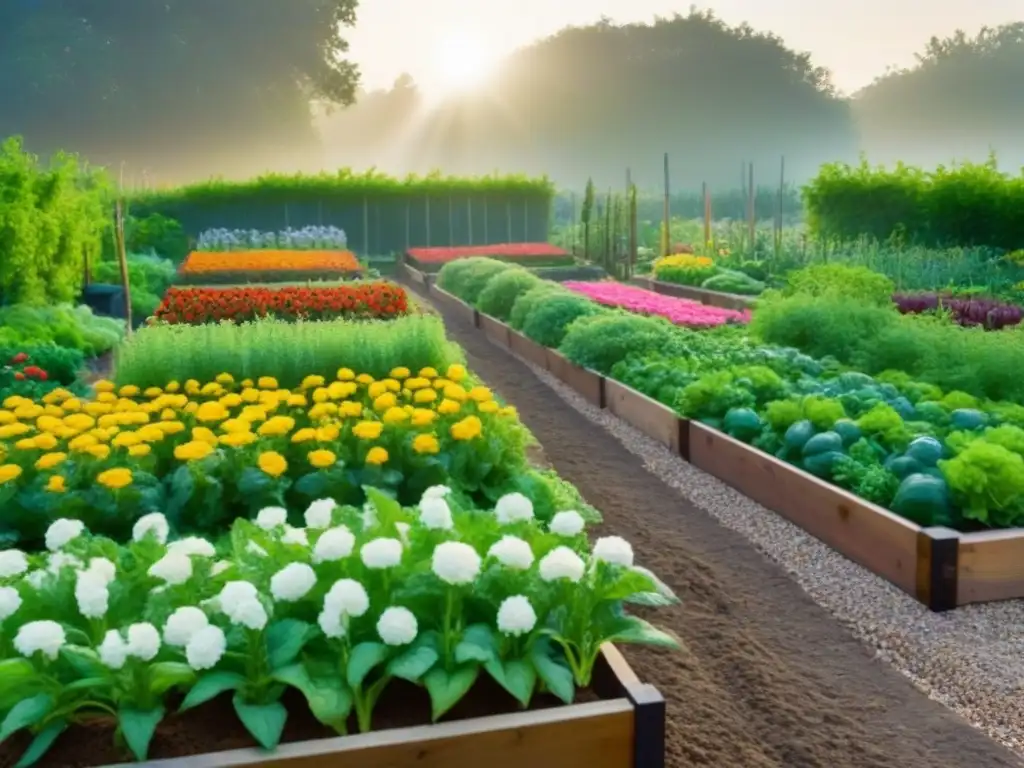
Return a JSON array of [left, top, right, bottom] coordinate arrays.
[[0, 137, 111, 305], [804, 156, 1024, 250], [475, 268, 541, 321], [700, 271, 764, 295], [509, 284, 565, 330], [781, 264, 895, 307], [939, 441, 1024, 527], [521, 294, 604, 349], [125, 214, 189, 262], [114, 315, 459, 388], [559, 313, 676, 374], [0, 305, 124, 356]]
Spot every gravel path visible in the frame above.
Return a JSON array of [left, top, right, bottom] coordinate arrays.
[[422, 289, 1024, 768]]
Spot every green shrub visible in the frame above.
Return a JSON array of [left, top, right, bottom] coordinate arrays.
[[0, 304, 125, 356], [509, 283, 565, 330], [701, 271, 764, 295], [437, 257, 504, 301], [782, 264, 895, 307], [127, 213, 189, 261], [92, 254, 177, 297], [560, 312, 676, 373], [475, 268, 541, 320], [521, 293, 603, 349]]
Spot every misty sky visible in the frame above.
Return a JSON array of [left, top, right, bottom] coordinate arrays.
[[347, 0, 1020, 95]]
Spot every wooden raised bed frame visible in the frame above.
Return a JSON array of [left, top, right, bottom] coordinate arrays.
[[413, 274, 1024, 610], [121, 646, 661, 768]]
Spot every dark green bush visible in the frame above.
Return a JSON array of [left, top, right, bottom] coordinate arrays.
[[475, 268, 541, 320], [781, 264, 895, 307], [521, 294, 603, 349], [509, 283, 565, 330], [560, 312, 676, 373]]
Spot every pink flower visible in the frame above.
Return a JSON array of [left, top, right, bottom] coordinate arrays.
[[562, 282, 750, 328]]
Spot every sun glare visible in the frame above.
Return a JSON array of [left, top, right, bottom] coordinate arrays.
[[431, 28, 497, 95]]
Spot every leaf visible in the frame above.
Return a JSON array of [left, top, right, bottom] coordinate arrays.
[[0, 695, 53, 743], [179, 671, 245, 711], [386, 645, 439, 683], [238, 467, 272, 496], [454, 623, 497, 664], [485, 658, 536, 708], [346, 642, 388, 689], [59, 646, 106, 678], [294, 472, 328, 498], [12, 719, 66, 768], [232, 694, 288, 750], [607, 616, 681, 649], [423, 665, 479, 721], [149, 662, 196, 695], [165, 465, 195, 519], [118, 706, 164, 761], [610, 566, 678, 606], [530, 639, 575, 705], [266, 619, 314, 669], [272, 663, 352, 730], [0, 660, 42, 707], [63, 677, 113, 693], [363, 486, 402, 525]]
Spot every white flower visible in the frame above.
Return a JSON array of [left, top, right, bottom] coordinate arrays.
[[539, 547, 585, 583], [360, 538, 403, 569], [163, 607, 210, 647], [323, 579, 370, 617], [45, 518, 84, 551], [98, 630, 128, 669], [360, 502, 378, 530], [47, 552, 82, 574], [25, 570, 47, 590], [318, 609, 344, 639], [148, 552, 193, 585], [496, 595, 537, 636], [132, 513, 169, 545], [167, 537, 216, 558], [126, 623, 161, 661], [218, 580, 259, 605], [255, 506, 288, 530], [304, 498, 335, 529], [0, 550, 28, 577], [549, 510, 586, 537], [186, 625, 226, 670], [421, 485, 451, 500], [87, 557, 117, 584], [494, 493, 533, 525], [592, 536, 634, 567], [376, 606, 417, 646], [419, 497, 453, 530], [246, 541, 267, 557], [230, 598, 268, 630], [0, 586, 22, 621], [312, 526, 355, 564], [281, 526, 309, 546], [75, 569, 109, 619], [211, 560, 232, 576], [270, 563, 316, 602], [14, 620, 65, 660], [487, 535, 534, 570], [431, 541, 481, 585]]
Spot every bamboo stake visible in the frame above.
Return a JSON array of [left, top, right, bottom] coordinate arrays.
[[114, 200, 132, 334], [747, 163, 755, 255]]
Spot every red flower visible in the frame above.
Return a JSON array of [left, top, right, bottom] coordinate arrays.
[[13, 372, 24, 381], [23, 366, 47, 381], [10, 352, 28, 364]]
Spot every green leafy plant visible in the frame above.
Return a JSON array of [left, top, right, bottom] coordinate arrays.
[[475, 268, 541, 321]]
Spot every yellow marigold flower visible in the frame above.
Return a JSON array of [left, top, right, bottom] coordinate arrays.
[[499, 405, 517, 418], [257, 377, 278, 390], [220, 431, 257, 447], [54, 426, 76, 440], [450, 415, 483, 441], [165, 381, 181, 393], [301, 374, 325, 389], [413, 389, 437, 404], [437, 399, 461, 415], [258, 451, 287, 477], [241, 388, 260, 403], [175, 440, 213, 461], [119, 385, 141, 398], [404, 377, 430, 391], [129, 443, 152, 457], [412, 433, 440, 454], [42, 405, 64, 418], [308, 403, 337, 420], [15, 438, 36, 451], [97, 467, 133, 489], [0, 423, 30, 439], [62, 398, 82, 412], [235, 406, 264, 424], [220, 393, 243, 408], [312, 387, 330, 404], [192, 427, 219, 446], [96, 427, 117, 440], [182, 402, 198, 415], [478, 401, 499, 414], [352, 421, 384, 440], [365, 447, 389, 465], [382, 407, 408, 424], [112, 431, 142, 448], [259, 416, 295, 437], [241, 379, 254, 388], [356, 373, 374, 385], [324, 382, 347, 400], [93, 380, 116, 393], [316, 424, 340, 442], [2, 396, 26, 409], [287, 394, 308, 407], [0, 464, 21, 485], [185, 379, 201, 394], [374, 393, 398, 411], [195, 401, 229, 423], [443, 384, 467, 403], [338, 401, 363, 418], [389, 367, 410, 379], [411, 408, 436, 427], [469, 387, 492, 403], [220, 418, 251, 435], [432, 378, 451, 390], [69, 434, 99, 452], [36, 415, 63, 433], [83, 402, 112, 416], [96, 392, 118, 405], [32, 433, 58, 451], [14, 404, 43, 420], [137, 425, 165, 442], [87, 444, 111, 460], [126, 411, 150, 425], [45, 475, 65, 493], [291, 428, 316, 443], [0, 410, 14, 424], [382, 379, 401, 393], [367, 382, 388, 400], [160, 408, 178, 422], [159, 421, 186, 435], [36, 452, 67, 471], [419, 367, 439, 378], [216, 372, 235, 385], [337, 368, 355, 381], [144, 387, 163, 398], [446, 364, 467, 382], [308, 449, 336, 468], [98, 414, 120, 429]]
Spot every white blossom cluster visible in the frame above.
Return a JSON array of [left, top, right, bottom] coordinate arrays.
[[196, 226, 348, 251]]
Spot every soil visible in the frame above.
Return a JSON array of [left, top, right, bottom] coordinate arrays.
[[427, 297, 1024, 768]]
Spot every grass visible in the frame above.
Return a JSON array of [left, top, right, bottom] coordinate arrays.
[[114, 314, 461, 387]]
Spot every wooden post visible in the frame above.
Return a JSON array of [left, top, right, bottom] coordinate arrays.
[[662, 153, 671, 257], [467, 197, 473, 245], [629, 182, 638, 278], [604, 190, 612, 267], [362, 197, 369, 256], [425, 195, 431, 247], [114, 200, 133, 334], [747, 163, 755, 255], [702, 182, 711, 249], [570, 192, 577, 257]]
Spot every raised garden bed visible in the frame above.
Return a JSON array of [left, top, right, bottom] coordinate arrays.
[[407, 245, 575, 273], [417, 281, 1024, 611], [630, 276, 753, 312]]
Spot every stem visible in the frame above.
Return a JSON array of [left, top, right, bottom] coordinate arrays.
[[442, 589, 455, 670]]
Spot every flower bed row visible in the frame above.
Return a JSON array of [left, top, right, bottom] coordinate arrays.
[[154, 282, 408, 325], [893, 292, 1023, 330], [407, 244, 573, 272], [196, 226, 348, 252], [177, 250, 362, 285], [562, 281, 749, 328]]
